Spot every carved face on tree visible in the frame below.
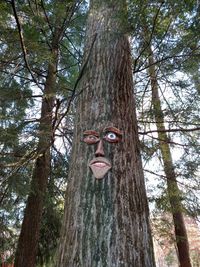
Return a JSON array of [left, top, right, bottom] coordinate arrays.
[[83, 126, 122, 179]]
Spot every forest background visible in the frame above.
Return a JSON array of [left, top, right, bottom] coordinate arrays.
[[0, 0, 199, 266]]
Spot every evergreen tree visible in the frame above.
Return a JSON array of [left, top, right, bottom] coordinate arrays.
[[0, 0, 86, 265], [128, 1, 200, 265]]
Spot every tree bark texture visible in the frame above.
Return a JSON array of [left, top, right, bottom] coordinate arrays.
[[56, 1, 155, 266], [148, 46, 192, 267]]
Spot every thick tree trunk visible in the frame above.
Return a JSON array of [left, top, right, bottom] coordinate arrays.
[[56, 1, 155, 266], [148, 47, 192, 267]]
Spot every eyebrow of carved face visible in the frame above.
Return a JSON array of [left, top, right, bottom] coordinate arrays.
[[83, 130, 99, 137], [103, 127, 122, 136]]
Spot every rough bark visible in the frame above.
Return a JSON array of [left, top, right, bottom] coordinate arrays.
[[148, 46, 192, 267], [56, 1, 155, 266]]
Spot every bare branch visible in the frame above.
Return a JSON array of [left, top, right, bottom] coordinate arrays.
[[134, 51, 200, 74], [144, 169, 198, 190], [10, 0, 43, 90], [53, 33, 97, 132], [139, 127, 200, 135], [40, 0, 53, 34]]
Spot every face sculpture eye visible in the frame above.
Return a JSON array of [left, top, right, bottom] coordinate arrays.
[[104, 132, 120, 143], [83, 135, 99, 144]]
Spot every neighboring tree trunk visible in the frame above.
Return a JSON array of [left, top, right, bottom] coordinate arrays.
[[147, 45, 192, 267], [56, 1, 155, 266], [14, 50, 57, 267], [14, 6, 73, 265]]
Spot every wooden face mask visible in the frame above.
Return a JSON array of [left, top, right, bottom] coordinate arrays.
[[83, 127, 122, 179]]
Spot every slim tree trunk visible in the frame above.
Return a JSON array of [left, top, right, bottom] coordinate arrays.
[[147, 46, 192, 267], [14, 52, 57, 267], [14, 1, 79, 263], [56, 1, 155, 266], [14, 13, 65, 266]]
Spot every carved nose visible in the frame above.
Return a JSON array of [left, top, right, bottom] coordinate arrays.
[[95, 140, 105, 157]]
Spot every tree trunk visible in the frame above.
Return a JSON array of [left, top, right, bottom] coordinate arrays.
[[148, 45, 192, 267], [14, 1, 79, 263], [14, 23, 62, 267], [56, 1, 155, 266], [14, 57, 56, 267]]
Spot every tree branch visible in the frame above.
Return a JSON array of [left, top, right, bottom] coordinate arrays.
[[139, 127, 200, 135], [11, 0, 43, 90], [53, 33, 97, 133]]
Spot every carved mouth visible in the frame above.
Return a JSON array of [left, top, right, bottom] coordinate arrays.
[[89, 157, 112, 179]]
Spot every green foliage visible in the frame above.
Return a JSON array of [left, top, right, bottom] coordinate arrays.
[[128, 3, 200, 264], [1, 0, 200, 265], [0, 0, 87, 264], [129, 0, 200, 212]]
